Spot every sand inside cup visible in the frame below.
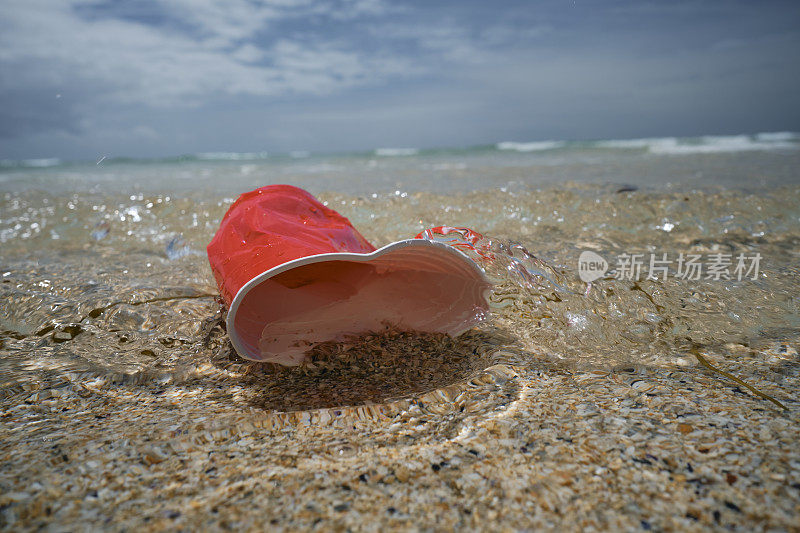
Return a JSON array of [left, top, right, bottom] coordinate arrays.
[[230, 246, 491, 365]]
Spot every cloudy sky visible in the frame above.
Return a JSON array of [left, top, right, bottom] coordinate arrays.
[[2, 0, 799, 160]]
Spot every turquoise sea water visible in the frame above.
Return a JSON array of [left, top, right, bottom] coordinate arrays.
[[2, 132, 799, 195]]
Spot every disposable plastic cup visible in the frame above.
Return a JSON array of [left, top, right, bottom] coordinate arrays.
[[207, 185, 491, 365]]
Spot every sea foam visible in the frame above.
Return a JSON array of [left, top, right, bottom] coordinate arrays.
[[596, 133, 797, 155], [755, 131, 798, 142], [21, 158, 62, 168], [374, 148, 419, 157], [496, 141, 564, 152], [195, 151, 269, 161]]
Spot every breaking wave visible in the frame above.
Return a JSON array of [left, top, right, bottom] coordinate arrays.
[[374, 147, 419, 157], [496, 140, 565, 152]]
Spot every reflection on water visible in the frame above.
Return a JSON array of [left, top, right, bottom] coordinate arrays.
[[1, 182, 799, 425]]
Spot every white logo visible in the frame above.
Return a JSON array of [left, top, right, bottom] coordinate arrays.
[[578, 251, 608, 282]]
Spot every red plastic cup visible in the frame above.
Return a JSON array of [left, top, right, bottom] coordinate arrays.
[[207, 185, 491, 365]]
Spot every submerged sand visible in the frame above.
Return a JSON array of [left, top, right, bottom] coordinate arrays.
[[1, 333, 798, 531], [2, 169, 800, 530]]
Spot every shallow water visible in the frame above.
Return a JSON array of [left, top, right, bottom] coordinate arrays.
[[1, 146, 799, 419], [4, 146, 800, 529]]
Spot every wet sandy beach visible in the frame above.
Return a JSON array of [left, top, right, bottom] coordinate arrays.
[[2, 148, 800, 530]]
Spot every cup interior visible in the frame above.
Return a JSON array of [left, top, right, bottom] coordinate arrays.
[[229, 244, 490, 365]]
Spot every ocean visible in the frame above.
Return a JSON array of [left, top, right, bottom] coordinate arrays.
[[1, 132, 799, 529], [2, 131, 799, 195]]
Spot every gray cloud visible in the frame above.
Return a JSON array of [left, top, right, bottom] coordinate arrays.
[[1, 0, 799, 159]]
